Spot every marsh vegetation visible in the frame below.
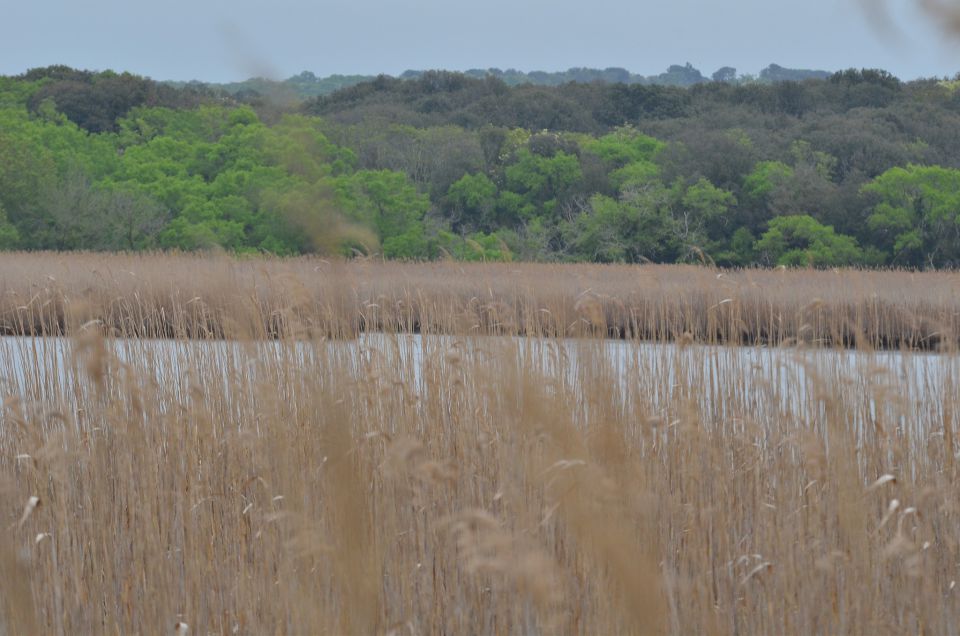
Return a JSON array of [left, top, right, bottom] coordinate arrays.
[[1, 254, 959, 634]]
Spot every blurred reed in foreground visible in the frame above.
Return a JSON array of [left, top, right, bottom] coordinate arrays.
[[0, 327, 957, 633]]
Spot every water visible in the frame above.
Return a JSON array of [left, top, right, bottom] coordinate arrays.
[[1, 335, 956, 438]]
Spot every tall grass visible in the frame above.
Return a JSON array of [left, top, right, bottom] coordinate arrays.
[[1, 251, 959, 348], [0, 253, 959, 633]]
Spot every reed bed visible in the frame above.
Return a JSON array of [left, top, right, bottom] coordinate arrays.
[[0, 331, 958, 633], [1, 251, 959, 349], [1, 253, 960, 634]]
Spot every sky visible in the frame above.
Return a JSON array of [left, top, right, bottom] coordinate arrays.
[[1, 0, 958, 82]]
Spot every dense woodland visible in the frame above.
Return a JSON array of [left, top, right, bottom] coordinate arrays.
[[3, 64, 960, 267], [184, 62, 831, 98]]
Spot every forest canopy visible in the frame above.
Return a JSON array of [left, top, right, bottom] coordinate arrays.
[[3, 64, 960, 267]]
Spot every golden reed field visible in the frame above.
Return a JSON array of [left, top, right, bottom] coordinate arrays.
[[1, 252, 959, 347], [1, 252, 960, 634]]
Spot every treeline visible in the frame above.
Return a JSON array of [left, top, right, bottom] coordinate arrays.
[[2, 65, 960, 267], [187, 63, 831, 99]]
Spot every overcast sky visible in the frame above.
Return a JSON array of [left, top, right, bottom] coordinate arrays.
[[1, 0, 957, 82]]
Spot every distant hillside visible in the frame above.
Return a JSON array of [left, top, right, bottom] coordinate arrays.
[[8, 63, 960, 268], [174, 63, 833, 100]]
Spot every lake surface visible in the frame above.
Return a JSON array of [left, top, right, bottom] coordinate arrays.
[[1, 335, 957, 440]]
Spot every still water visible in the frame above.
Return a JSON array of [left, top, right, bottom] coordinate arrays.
[[1, 334, 956, 437]]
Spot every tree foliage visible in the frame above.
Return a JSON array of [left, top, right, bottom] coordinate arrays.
[[1, 65, 959, 267], [863, 165, 960, 267], [756, 215, 863, 267]]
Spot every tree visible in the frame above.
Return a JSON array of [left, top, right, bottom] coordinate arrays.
[[26, 67, 210, 133], [335, 170, 429, 243], [761, 64, 830, 82], [655, 63, 707, 87], [712, 67, 737, 83], [656, 128, 757, 192], [0, 128, 56, 231], [0, 204, 20, 249], [564, 195, 632, 262], [756, 215, 863, 267], [565, 182, 679, 263], [584, 127, 664, 167], [503, 148, 583, 217], [862, 164, 960, 267], [105, 189, 170, 250], [743, 161, 794, 203], [673, 178, 737, 260], [33, 169, 113, 250], [446, 173, 498, 230]]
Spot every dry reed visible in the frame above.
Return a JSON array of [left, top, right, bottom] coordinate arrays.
[[1, 251, 958, 349], [0, 253, 958, 634]]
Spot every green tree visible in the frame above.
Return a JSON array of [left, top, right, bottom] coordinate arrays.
[[446, 172, 498, 230], [503, 148, 582, 217], [565, 183, 679, 263], [721, 227, 757, 266], [0, 205, 20, 249], [564, 195, 632, 262], [756, 215, 863, 267], [584, 127, 664, 167], [433, 230, 512, 262], [673, 178, 737, 261], [742, 161, 794, 203], [32, 169, 114, 250], [104, 189, 170, 250], [0, 130, 56, 232], [609, 161, 660, 191], [335, 170, 429, 244], [862, 164, 960, 267]]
